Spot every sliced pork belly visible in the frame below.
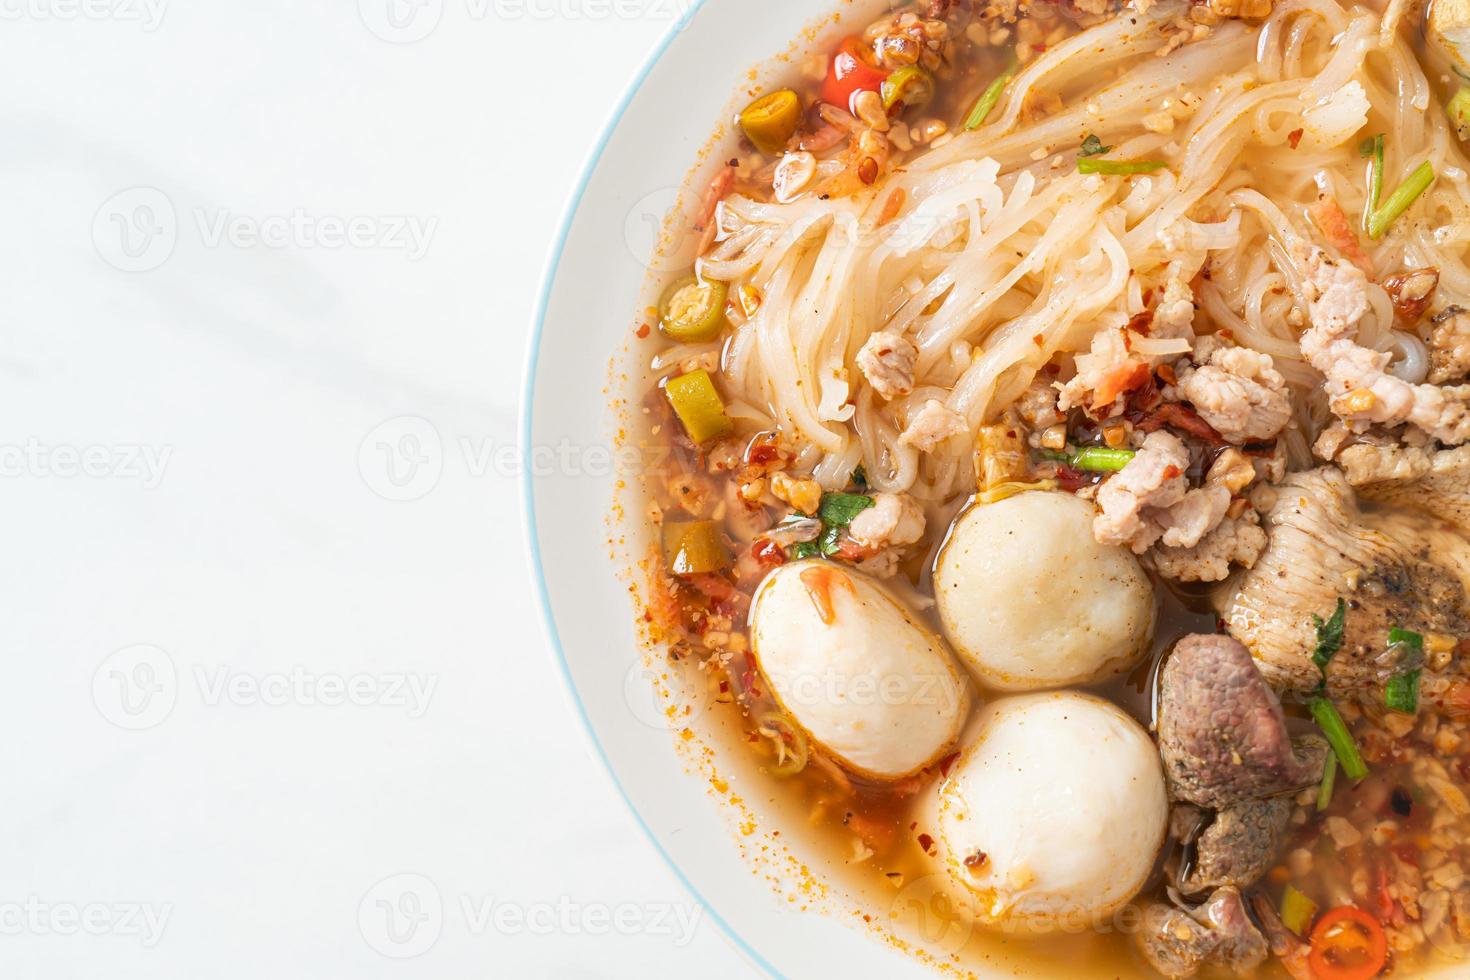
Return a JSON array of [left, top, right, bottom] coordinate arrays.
[[1217, 466, 1470, 696]]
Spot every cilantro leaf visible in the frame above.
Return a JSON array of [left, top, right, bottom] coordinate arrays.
[[818, 492, 874, 528], [1079, 134, 1111, 158], [1311, 598, 1347, 675]]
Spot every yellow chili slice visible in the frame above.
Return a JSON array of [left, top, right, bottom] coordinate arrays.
[[662, 520, 732, 576], [739, 89, 803, 155], [665, 369, 733, 444]]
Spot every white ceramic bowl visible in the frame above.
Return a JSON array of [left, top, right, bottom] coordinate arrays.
[[520, 2, 984, 976]]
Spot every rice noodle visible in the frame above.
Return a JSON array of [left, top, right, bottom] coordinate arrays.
[[681, 0, 1470, 511]]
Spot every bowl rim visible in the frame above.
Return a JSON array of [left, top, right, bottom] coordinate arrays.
[[517, 3, 783, 977]]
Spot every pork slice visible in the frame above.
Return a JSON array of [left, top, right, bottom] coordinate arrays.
[[1158, 634, 1327, 808], [1136, 887, 1268, 978], [1342, 442, 1470, 533], [1179, 796, 1292, 894], [1218, 465, 1470, 696]]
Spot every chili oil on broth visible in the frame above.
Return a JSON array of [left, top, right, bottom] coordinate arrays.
[[612, 0, 1470, 978]]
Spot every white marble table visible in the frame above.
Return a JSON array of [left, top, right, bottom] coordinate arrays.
[[0, 3, 753, 976]]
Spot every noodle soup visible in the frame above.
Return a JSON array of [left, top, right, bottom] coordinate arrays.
[[621, 0, 1470, 976]]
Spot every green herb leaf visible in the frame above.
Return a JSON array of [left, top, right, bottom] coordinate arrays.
[[1388, 627, 1424, 651], [850, 464, 868, 490], [790, 541, 821, 560], [1311, 598, 1347, 675], [1079, 134, 1111, 158], [818, 524, 843, 557], [818, 492, 874, 528], [1386, 669, 1422, 714], [1077, 158, 1168, 176], [1309, 695, 1369, 782], [1358, 136, 1378, 158]]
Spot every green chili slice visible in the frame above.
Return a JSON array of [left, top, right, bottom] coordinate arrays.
[[660, 276, 728, 343], [881, 66, 934, 113], [1448, 88, 1469, 142]]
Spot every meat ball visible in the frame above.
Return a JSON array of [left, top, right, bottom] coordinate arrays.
[[933, 692, 1168, 932], [934, 491, 1155, 691], [749, 560, 973, 780]]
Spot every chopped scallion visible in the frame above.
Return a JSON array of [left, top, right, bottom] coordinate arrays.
[[1070, 447, 1137, 471], [1386, 669, 1422, 714], [1077, 158, 1168, 176], [1359, 133, 1384, 215], [1317, 753, 1337, 812], [1309, 695, 1369, 782], [1367, 161, 1436, 239], [963, 62, 1016, 131]]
